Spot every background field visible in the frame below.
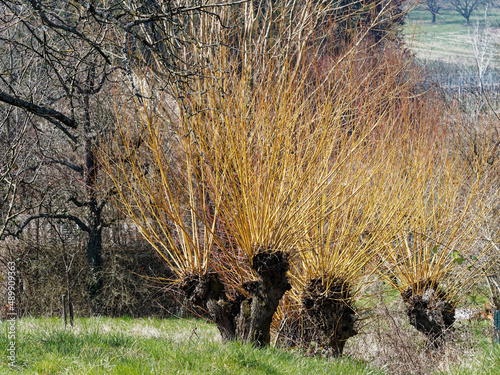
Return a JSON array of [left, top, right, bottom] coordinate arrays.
[[404, 8, 500, 66]]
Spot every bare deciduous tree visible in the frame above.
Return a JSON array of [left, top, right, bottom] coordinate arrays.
[[468, 8, 496, 97], [0, 0, 240, 314], [450, 0, 487, 25], [425, 0, 443, 22]]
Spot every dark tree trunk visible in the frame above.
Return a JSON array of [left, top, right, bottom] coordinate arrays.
[[432, 12, 436, 23], [82, 83, 106, 315], [83, 108, 105, 313], [235, 250, 291, 347], [180, 272, 240, 341], [180, 249, 290, 347], [62, 294, 67, 326], [301, 277, 357, 357], [87, 227, 103, 315], [403, 282, 455, 348]]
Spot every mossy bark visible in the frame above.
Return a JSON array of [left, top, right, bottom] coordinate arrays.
[[301, 277, 357, 357], [402, 282, 455, 347]]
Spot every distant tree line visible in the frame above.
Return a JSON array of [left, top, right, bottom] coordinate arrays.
[[421, 0, 498, 24]]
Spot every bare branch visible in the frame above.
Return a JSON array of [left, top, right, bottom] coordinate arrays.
[[0, 90, 77, 129], [27, 0, 112, 65], [47, 158, 84, 174], [11, 213, 90, 236]]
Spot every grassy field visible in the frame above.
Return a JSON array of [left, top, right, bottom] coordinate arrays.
[[404, 7, 500, 66], [1, 316, 499, 374], [0, 317, 384, 375]]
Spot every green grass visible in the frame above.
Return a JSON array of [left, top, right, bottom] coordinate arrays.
[[449, 344, 500, 374], [403, 8, 500, 66], [2, 316, 500, 374], [0, 317, 383, 375]]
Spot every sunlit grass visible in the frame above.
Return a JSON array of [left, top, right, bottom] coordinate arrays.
[[449, 344, 500, 374], [1, 316, 499, 374], [0, 317, 383, 375]]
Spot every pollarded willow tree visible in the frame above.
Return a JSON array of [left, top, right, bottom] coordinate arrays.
[[379, 115, 497, 347], [101, 53, 376, 345]]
